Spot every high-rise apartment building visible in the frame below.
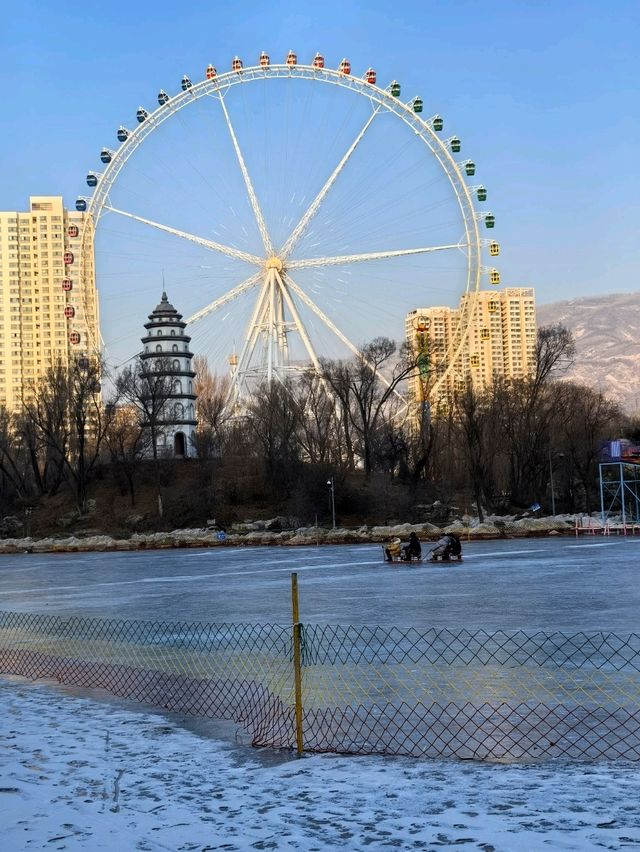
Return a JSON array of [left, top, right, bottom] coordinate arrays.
[[406, 287, 537, 409], [0, 196, 98, 411]]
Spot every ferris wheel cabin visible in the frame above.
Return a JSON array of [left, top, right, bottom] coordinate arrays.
[[205, 64, 217, 79], [259, 52, 269, 67], [313, 53, 325, 68]]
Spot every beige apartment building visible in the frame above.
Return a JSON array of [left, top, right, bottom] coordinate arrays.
[[0, 196, 98, 411], [406, 287, 537, 409]]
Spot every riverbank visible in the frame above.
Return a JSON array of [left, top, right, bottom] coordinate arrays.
[[0, 515, 582, 553]]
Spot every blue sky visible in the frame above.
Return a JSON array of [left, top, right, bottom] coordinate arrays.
[[2, 0, 638, 315]]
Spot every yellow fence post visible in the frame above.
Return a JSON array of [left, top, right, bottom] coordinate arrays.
[[291, 572, 304, 755]]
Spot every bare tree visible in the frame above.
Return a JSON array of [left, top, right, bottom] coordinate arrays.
[[193, 355, 232, 458], [246, 380, 301, 488], [555, 382, 622, 513], [22, 358, 111, 513], [116, 357, 175, 516], [322, 338, 418, 476], [0, 406, 36, 502], [292, 369, 341, 466], [104, 402, 149, 506], [499, 324, 576, 506]]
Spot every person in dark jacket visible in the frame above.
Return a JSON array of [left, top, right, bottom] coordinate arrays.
[[431, 532, 462, 561], [402, 531, 422, 561]]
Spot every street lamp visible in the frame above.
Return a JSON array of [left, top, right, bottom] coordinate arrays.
[[548, 450, 565, 517], [326, 477, 336, 529], [548, 448, 556, 516]]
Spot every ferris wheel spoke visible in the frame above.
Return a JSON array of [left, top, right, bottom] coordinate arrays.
[[217, 94, 273, 256], [279, 107, 381, 259], [185, 271, 263, 325], [287, 243, 463, 270], [103, 205, 262, 266], [283, 273, 400, 397]]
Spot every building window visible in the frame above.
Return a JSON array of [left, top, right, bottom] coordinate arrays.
[[172, 344, 178, 352], [155, 344, 162, 353]]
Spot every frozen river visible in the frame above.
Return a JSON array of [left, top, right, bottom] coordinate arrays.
[[0, 536, 639, 630]]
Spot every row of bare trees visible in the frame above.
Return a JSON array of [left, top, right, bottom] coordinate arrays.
[[0, 325, 631, 526], [194, 326, 627, 517], [0, 355, 177, 517]]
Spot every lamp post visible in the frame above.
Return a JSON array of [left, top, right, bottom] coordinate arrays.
[[326, 477, 336, 529], [549, 450, 565, 517]]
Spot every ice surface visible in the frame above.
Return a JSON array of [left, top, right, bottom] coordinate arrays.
[[0, 538, 639, 630]]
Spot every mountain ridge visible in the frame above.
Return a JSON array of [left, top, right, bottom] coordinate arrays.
[[537, 291, 640, 413]]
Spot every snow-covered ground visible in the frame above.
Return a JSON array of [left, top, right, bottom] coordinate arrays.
[[2, 677, 639, 851]]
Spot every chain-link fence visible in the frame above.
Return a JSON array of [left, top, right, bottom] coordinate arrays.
[[1, 609, 639, 760]]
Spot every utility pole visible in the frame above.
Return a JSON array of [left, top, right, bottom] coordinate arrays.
[[326, 477, 336, 529], [549, 448, 556, 516]]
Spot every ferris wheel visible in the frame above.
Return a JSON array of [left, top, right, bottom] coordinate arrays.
[[76, 51, 499, 402]]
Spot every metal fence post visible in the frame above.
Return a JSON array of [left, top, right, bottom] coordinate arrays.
[[291, 572, 304, 755]]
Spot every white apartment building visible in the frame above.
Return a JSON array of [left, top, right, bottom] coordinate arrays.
[[0, 196, 98, 410], [406, 287, 537, 409]]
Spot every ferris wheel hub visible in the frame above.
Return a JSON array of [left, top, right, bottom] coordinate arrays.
[[265, 256, 284, 272]]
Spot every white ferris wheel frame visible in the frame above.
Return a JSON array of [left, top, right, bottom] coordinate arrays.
[[79, 62, 486, 403]]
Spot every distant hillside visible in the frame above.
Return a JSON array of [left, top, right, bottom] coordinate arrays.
[[537, 292, 640, 412]]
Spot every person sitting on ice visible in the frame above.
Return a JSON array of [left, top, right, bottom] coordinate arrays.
[[385, 538, 402, 562], [431, 532, 462, 561], [401, 531, 422, 561]]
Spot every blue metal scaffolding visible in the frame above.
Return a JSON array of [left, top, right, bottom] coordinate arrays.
[[599, 462, 640, 525]]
